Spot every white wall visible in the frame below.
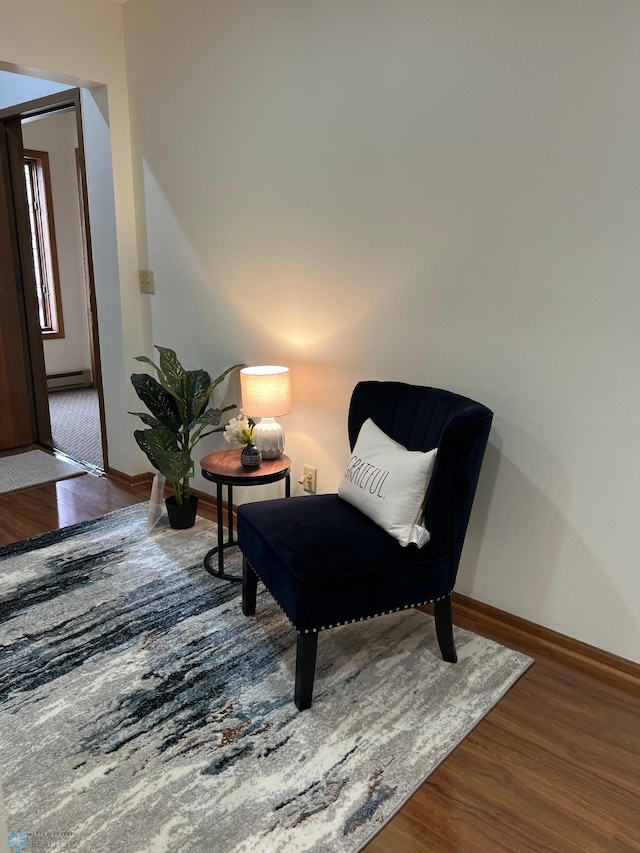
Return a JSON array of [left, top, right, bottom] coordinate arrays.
[[0, 0, 148, 475], [21, 111, 91, 376], [123, 0, 640, 663], [0, 69, 74, 104]]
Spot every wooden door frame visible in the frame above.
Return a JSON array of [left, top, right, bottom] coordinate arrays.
[[0, 122, 37, 448], [3, 116, 51, 443], [0, 90, 109, 469]]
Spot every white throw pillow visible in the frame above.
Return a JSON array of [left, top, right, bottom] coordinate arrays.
[[338, 418, 437, 548]]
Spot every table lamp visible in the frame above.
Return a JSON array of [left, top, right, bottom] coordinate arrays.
[[240, 365, 292, 459]]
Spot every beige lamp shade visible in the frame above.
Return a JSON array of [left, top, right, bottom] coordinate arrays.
[[240, 366, 292, 418]]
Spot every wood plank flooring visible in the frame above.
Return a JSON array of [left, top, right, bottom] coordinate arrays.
[[1, 473, 638, 852], [0, 471, 148, 544]]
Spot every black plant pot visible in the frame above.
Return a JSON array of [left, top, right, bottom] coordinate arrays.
[[165, 495, 199, 529]]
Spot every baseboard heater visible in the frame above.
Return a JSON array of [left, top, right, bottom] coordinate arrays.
[[47, 369, 92, 391]]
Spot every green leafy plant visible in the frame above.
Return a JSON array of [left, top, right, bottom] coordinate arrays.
[[130, 346, 242, 505]]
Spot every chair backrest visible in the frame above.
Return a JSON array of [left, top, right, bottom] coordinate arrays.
[[348, 381, 493, 577]]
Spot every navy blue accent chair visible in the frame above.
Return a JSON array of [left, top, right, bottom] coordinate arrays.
[[237, 381, 493, 710]]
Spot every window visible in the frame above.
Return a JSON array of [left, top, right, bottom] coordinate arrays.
[[23, 149, 64, 338]]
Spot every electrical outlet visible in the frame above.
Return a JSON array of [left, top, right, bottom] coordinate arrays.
[[139, 270, 155, 294], [303, 464, 317, 494]]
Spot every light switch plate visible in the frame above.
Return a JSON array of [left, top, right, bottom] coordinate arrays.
[[139, 270, 155, 294]]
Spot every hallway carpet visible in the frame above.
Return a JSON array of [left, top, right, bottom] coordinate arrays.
[[48, 388, 103, 470]]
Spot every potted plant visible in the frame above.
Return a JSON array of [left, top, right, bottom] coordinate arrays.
[[130, 346, 242, 529]]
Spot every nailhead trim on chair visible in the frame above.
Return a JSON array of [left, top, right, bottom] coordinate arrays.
[[247, 563, 298, 628], [246, 563, 448, 636], [297, 594, 447, 634]]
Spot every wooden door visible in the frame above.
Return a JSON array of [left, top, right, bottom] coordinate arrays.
[[0, 124, 36, 450]]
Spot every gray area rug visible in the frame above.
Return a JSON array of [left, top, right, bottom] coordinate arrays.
[[0, 450, 86, 495], [0, 505, 532, 852], [48, 388, 103, 470]]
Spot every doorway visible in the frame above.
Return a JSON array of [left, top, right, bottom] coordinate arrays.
[[22, 107, 104, 470], [0, 90, 107, 471]]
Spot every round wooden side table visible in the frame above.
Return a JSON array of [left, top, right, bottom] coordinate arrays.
[[199, 448, 291, 581]]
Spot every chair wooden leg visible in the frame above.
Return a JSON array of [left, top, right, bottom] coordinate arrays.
[[242, 557, 257, 616], [295, 632, 318, 711], [434, 594, 457, 663]]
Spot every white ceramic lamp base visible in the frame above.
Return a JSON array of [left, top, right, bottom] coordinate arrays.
[[253, 417, 285, 459]]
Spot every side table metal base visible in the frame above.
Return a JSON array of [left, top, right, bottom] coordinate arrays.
[[203, 542, 242, 582], [199, 449, 291, 583]]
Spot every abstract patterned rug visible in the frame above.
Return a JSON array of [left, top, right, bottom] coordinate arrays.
[[0, 449, 86, 495], [0, 505, 532, 853]]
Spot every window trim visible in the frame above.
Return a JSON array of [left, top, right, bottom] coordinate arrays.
[[23, 148, 65, 340]]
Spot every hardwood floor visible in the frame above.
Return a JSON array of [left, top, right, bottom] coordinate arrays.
[[0, 471, 149, 545], [1, 474, 639, 851]]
